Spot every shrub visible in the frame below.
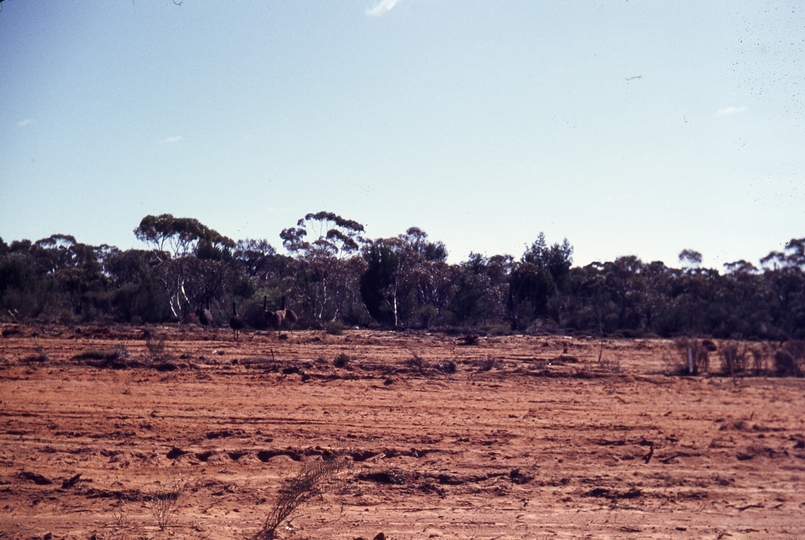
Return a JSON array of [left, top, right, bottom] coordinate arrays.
[[325, 321, 346, 336], [333, 353, 350, 368], [774, 350, 797, 376], [597, 349, 621, 373], [254, 455, 351, 540], [458, 333, 479, 346], [774, 341, 805, 377], [21, 342, 49, 364], [720, 341, 748, 376], [73, 344, 132, 369], [671, 338, 710, 375], [750, 346, 768, 375], [435, 360, 457, 374], [406, 354, 427, 372], [774, 350, 802, 377], [144, 476, 184, 531], [145, 332, 167, 360], [476, 357, 496, 371]]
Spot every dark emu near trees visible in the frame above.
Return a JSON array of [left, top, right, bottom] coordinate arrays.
[[195, 304, 213, 330], [229, 302, 245, 341]]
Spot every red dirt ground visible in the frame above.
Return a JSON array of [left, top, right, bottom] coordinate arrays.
[[1, 323, 804, 539]]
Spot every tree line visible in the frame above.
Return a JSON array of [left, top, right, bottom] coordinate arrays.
[[1, 212, 803, 340]]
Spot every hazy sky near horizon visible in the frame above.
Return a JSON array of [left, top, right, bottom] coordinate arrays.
[[1, 1, 803, 268]]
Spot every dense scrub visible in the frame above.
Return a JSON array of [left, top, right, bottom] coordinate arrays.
[[1, 214, 803, 340]]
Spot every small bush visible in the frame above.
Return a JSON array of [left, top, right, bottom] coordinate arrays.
[[597, 351, 621, 373], [476, 357, 496, 371], [458, 333, 479, 346], [406, 354, 427, 372], [774, 350, 802, 377], [325, 321, 346, 336], [435, 360, 457, 374], [750, 346, 768, 375], [772, 341, 805, 377], [333, 353, 350, 368], [73, 344, 131, 369], [145, 332, 167, 360], [144, 476, 185, 531], [358, 469, 407, 485], [21, 342, 49, 364], [672, 338, 710, 375], [720, 341, 748, 376]]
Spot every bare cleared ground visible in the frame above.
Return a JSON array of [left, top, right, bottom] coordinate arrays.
[[1, 323, 804, 540]]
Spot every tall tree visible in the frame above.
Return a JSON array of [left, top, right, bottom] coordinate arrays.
[[508, 234, 573, 330], [280, 212, 368, 323], [133, 214, 235, 320]]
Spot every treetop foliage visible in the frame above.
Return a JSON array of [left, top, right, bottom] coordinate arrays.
[[281, 211, 367, 257], [679, 249, 703, 265], [134, 214, 235, 260], [761, 237, 805, 270]]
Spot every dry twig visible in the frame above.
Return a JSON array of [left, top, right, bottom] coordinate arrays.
[[254, 454, 351, 540]]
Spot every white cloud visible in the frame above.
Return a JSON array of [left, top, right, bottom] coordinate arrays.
[[17, 119, 32, 127], [366, 0, 400, 17], [163, 136, 183, 143], [717, 106, 747, 116]]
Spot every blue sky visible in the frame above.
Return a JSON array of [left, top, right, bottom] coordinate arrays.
[[1, 1, 803, 268]]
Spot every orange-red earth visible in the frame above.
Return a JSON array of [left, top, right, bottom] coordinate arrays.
[[1, 323, 803, 539]]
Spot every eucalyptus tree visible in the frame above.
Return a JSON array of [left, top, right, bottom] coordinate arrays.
[[360, 236, 408, 327], [280, 211, 368, 323], [760, 237, 805, 338], [716, 259, 772, 338], [398, 228, 454, 327], [508, 233, 573, 330], [134, 214, 235, 321], [104, 248, 172, 323], [449, 252, 513, 326], [359, 227, 452, 328], [32, 235, 112, 320], [0, 239, 52, 318]]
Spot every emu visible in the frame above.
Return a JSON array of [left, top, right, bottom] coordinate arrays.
[[263, 296, 284, 334], [229, 302, 245, 341], [196, 303, 213, 330], [263, 296, 298, 336], [280, 296, 298, 327]]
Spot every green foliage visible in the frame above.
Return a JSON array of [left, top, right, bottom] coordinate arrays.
[[134, 214, 234, 259], [508, 233, 572, 330], [0, 252, 53, 318], [280, 211, 366, 257], [106, 250, 172, 323], [360, 239, 406, 326], [280, 212, 369, 323], [449, 269, 490, 325], [1, 215, 802, 345], [360, 229, 454, 328]]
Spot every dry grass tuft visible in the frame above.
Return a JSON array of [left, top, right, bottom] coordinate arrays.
[[145, 332, 167, 360], [254, 454, 351, 540], [21, 341, 49, 363], [144, 475, 185, 531], [720, 341, 748, 376]]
